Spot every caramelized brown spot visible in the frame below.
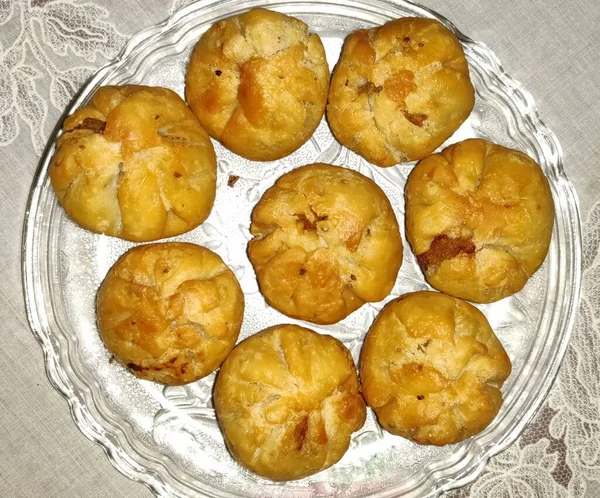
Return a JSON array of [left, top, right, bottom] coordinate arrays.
[[417, 234, 476, 272], [215, 69, 222, 76], [295, 213, 317, 231], [358, 81, 383, 95], [168, 357, 177, 364], [314, 418, 329, 445], [154, 114, 160, 120], [342, 394, 360, 421], [227, 175, 240, 187], [162, 268, 169, 273], [309, 206, 328, 222], [294, 416, 309, 451], [295, 208, 328, 232], [350, 274, 357, 281], [403, 37, 410, 43], [299, 268, 307, 276], [384, 70, 417, 106], [352, 32, 376, 64], [237, 59, 268, 127], [417, 395, 425, 400], [403, 111, 428, 127], [74, 117, 106, 134], [78, 145, 86, 150], [127, 362, 143, 372], [366, 228, 371, 236], [180, 362, 190, 374], [173, 172, 182, 178], [345, 230, 363, 252]]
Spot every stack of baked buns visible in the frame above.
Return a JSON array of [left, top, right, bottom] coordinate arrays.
[[50, 8, 554, 481]]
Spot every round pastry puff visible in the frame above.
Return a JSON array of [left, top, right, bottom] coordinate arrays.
[[247, 163, 403, 325], [96, 242, 244, 385], [214, 324, 367, 481], [405, 138, 555, 303], [50, 85, 217, 242], [327, 17, 474, 167], [185, 8, 329, 161], [360, 291, 511, 446]]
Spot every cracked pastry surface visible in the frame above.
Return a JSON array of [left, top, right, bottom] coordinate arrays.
[[96, 242, 244, 385], [360, 291, 511, 446], [405, 138, 554, 303], [214, 324, 366, 480], [327, 17, 474, 167], [185, 8, 329, 161], [248, 163, 403, 325], [50, 85, 217, 242]]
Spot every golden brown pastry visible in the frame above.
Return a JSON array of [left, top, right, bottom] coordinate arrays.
[[50, 85, 217, 242], [248, 163, 403, 324], [405, 138, 554, 303], [214, 324, 366, 480], [185, 8, 329, 161], [327, 17, 474, 167], [360, 291, 511, 445], [96, 242, 244, 385]]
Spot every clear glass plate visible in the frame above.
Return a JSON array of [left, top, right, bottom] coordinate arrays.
[[22, 0, 582, 496]]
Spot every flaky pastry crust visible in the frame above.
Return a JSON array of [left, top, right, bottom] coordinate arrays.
[[248, 163, 403, 324], [185, 8, 329, 161], [327, 17, 474, 166], [214, 324, 366, 480], [97, 242, 244, 385], [405, 138, 554, 303], [360, 291, 511, 445], [50, 85, 217, 242]]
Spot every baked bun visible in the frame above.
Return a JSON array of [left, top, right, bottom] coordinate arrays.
[[360, 291, 511, 445], [405, 138, 554, 303], [327, 17, 474, 167], [214, 324, 366, 480], [248, 163, 403, 324], [185, 8, 329, 161], [50, 85, 217, 242], [97, 242, 244, 385]]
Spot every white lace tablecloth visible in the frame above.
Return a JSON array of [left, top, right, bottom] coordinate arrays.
[[1, 0, 598, 497]]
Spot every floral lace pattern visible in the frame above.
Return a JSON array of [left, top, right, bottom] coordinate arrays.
[[0, 0, 126, 153], [4, 0, 593, 496], [449, 203, 597, 497]]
